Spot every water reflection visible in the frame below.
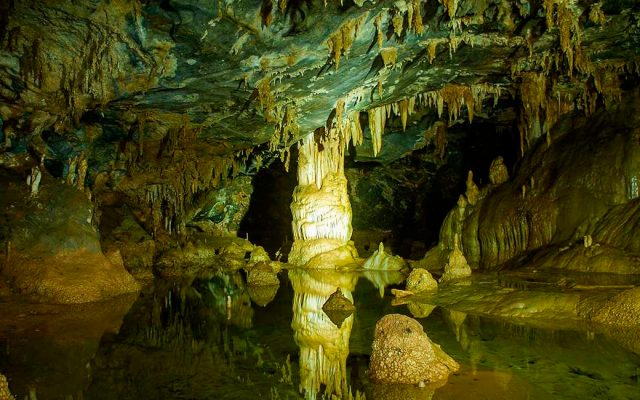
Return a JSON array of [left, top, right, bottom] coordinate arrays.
[[289, 269, 357, 400], [0, 269, 638, 400]]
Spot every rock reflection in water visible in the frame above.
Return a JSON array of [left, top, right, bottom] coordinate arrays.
[[289, 269, 358, 400], [0, 293, 137, 399]]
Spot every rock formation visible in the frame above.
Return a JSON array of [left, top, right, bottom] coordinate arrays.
[[0, 373, 14, 400], [0, 172, 139, 303], [369, 314, 459, 385], [289, 127, 358, 267], [363, 242, 407, 271], [421, 92, 640, 274], [406, 268, 438, 293]]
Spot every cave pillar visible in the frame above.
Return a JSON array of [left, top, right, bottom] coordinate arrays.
[[288, 129, 357, 267]]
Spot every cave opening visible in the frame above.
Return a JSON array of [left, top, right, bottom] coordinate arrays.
[[238, 158, 297, 259]]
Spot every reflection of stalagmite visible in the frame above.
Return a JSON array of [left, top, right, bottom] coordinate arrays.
[[289, 126, 358, 266], [289, 269, 358, 400], [444, 309, 469, 349]]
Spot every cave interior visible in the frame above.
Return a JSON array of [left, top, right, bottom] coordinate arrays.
[[1, 0, 640, 399]]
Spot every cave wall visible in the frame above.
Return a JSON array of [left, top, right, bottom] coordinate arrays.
[[424, 89, 640, 273]]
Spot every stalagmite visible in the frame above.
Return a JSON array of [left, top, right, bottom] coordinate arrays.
[[77, 154, 88, 190], [489, 156, 509, 185], [362, 242, 407, 271], [440, 234, 472, 283], [66, 155, 78, 186], [289, 100, 359, 266], [465, 170, 479, 205]]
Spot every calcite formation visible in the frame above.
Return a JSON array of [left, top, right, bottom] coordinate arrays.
[[0, 0, 638, 345], [440, 234, 472, 283], [363, 242, 407, 271], [369, 314, 459, 384], [422, 92, 640, 273], [0, 373, 14, 400], [0, 174, 139, 303], [406, 268, 438, 293], [289, 123, 357, 266]]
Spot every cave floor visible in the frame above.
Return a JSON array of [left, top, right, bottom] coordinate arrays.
[[1, 269, 639, 400]]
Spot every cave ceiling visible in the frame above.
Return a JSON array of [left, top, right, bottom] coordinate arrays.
[[1, 0, 639, 176]]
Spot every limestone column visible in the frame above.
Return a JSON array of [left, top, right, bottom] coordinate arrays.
[[288, 127, 357, 267]]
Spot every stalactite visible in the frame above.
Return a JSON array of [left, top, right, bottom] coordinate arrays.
[[326, 13, 368, 69], [379, 47, 398, 68], [518, 72, 547, 155], [363, 83, 500, 157], [412, 0, 424, 35], [439, 0, 459, 19], [374, 13, 384, 49], [257, 77, 276, 122], [542, 0, 583, 77], [589, 2, 606, 25], [367, 106, 386, 157]]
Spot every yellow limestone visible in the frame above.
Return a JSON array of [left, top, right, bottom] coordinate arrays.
[[289, 101, 360, 267]]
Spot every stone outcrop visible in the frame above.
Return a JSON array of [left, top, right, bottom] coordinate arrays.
[[0, 171, 139, 304], [422, 93, 640, 274], [369, 314, 459, 385]]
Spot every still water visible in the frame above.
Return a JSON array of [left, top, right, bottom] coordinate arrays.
[[1, 269, 639, 399]]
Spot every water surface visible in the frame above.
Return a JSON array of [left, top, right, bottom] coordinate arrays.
[[1, 269, 639, 399]]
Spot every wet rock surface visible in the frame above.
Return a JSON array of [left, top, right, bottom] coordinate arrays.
[[0, 171, 139, 303], [369, 314, 459, 384], [0, 373, 14, 400]]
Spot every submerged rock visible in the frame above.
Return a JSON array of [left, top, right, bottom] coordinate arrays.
[[592, 287, 640, 327], [369, 314, 459, 385]]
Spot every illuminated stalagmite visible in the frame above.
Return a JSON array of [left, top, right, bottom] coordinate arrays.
[[289, 269, 358, 399], [289, 124, 359, 267]]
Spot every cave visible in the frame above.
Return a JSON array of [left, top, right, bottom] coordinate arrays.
[[1, 0, 640, 399]]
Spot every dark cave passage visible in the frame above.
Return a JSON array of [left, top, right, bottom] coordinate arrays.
[[238, 159, 296, 258]]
